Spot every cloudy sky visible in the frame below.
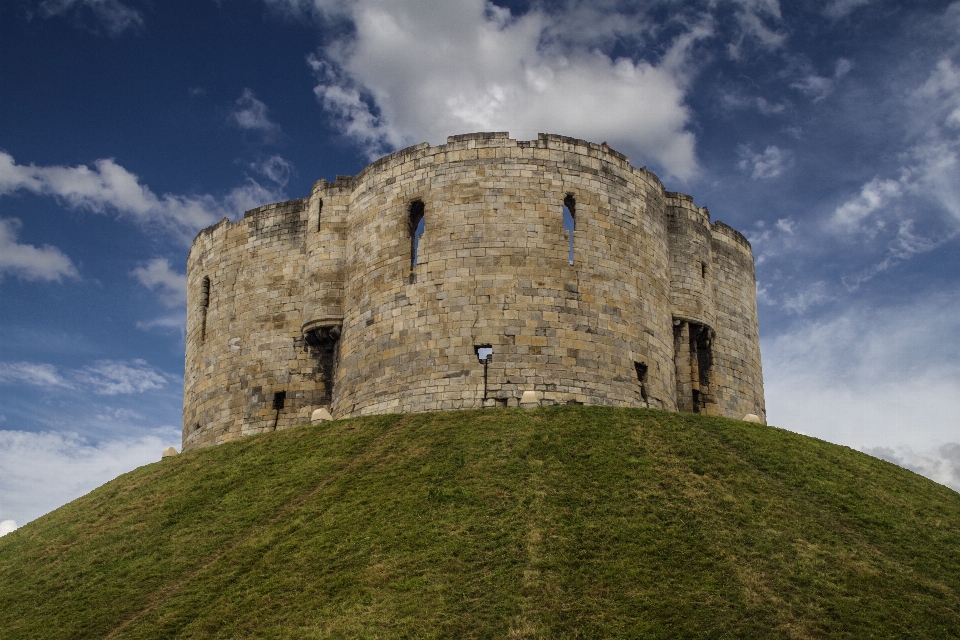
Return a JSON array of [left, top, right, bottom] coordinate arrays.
[[2, 0, 959, 534]]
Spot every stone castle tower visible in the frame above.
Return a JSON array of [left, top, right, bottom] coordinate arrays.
[[183, 132, 764, 451]]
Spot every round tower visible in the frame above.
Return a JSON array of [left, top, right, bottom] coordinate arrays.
[[182, 132, 765, 451]]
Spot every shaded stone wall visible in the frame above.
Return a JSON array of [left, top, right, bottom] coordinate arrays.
[[183, 199, 323, 449], [183, 132, 765, 451]]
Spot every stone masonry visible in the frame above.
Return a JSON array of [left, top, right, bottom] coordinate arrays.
[[183, 132, 765, 451]]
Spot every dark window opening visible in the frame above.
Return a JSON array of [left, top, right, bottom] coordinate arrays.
[[200, 276, 210, 341], [673, 320, 714, 414], [317, 199, 324, 232], [634, 361, 649, 404], [691, 324, 713, 413], [409, 200, 425, 269], [695, 326, 713, 389], [271, 390, 286, 431], [563, 194, 576, 264], [305, 325, 341, 404], [701, 261, 707, 278], [194, 423, 200, 433]]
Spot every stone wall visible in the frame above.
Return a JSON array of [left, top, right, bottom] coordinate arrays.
[[183, 132, 765, 451]]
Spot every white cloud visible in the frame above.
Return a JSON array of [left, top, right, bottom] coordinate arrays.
[[75, 359, 168, 395], [0, 359, 171, 395], [764, 292, 960, 455], [0, 520, 17, 537], [230, 89, 282, 140], [826, 55, 960, 283], [300, 0, 705, 179], [131, 258, 186, 307], [832, 175, 905, 232], [721, 93, 787, 115], [745, 217, 799, 266], [842, 219, 956, 289], [251, 155, 293, 188], [727, 0, 786, 58], [738, 144, 789, 179], [0, 217, 80, 282], [791, 57, 853, 102], [36, 0, 143, 35], [0, 362, 73, 389], [135, 315, 186, 333], [864, 444, 960, 493], [823, 0, 876, 20], [780, 280, 830, 314], [0, 427, 179, 525], [0, 151, 284, 244]]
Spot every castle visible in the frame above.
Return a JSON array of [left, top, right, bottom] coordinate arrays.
[[182, 132, 765, 451]]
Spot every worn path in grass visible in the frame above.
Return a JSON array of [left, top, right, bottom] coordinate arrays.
[[2, 407, 959, 638]]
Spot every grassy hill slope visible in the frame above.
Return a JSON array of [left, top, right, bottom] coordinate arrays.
[[2, 407, 959, 638]]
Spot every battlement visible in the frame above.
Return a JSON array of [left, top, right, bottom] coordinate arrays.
[[183, 132, 764, 450]]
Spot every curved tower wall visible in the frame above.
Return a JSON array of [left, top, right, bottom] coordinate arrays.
[[709, 222, 765, 421], [183, 132, 765, 451], [331, 133, 676, 418], [183, 199, 322, 449]]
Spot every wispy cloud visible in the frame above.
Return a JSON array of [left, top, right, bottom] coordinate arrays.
[[746, 217, 798, 267], [721, 92, 787, 115], [791, 58, 853, 102], [74, 359, 169, 395], [780, 280, 831, 314], [823, 0, 877, 21], [131, 258, 186, 307], [135, 315, 185, 333], [0, 359, 169, 395], [36, 0, 144, 36], [0, 151, 284, 244], [230, 89, 282, 141], [726, 0, 786, 59], [0, 362, 74, 389], [832, 175, 906, 233], [251, 155, 293, 188], [826, 55, 960, 285], [738, 144, 790, 179], [0, 217, 80, 282]]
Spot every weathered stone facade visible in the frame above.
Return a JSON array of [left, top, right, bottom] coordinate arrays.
[[183, 132, 765, 451]]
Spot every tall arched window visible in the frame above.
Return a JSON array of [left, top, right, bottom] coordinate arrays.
[[317, 199, 324, 232], [563, 194, 576, 264], [200, 276, 210, 341], [409, 199, 425, 269]]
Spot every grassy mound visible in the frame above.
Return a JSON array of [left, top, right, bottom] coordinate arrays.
[[2, 407, 959, 638]]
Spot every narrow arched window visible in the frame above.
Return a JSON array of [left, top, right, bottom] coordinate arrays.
[[563, 194, 576, 264], [317, 199, 323, 232], [200, 276, 211, 341], [409, 200, 425, 269]]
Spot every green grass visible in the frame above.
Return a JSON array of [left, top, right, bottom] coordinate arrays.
[[2, 406, 959, 638]]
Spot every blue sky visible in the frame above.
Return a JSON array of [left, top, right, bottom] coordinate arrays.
[[2, 0, 959, 534]]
